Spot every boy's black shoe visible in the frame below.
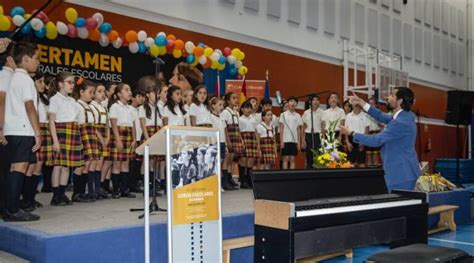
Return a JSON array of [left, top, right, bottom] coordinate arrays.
[[3, 209, 40, 222]]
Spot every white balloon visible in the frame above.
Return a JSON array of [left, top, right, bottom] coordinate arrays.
[[144, 37, 154, 47], [235, 60, 243, 68], [129, 42, 139, 53], [215, 49, 222, 56], [30, 18, 44, 31], [113, 38, 123, 49], [56, 21, 68, 35], [92, 13, 104, 26], [77, 27, 89, 39], [157, 31, 166, 38], [13, 15, 25, 27], [198, 56, 207, 65], [227, 55, 237, 65], [99, 33, 109, 47], [137, 30, 147, 42], [184, 41, 195, 54], [210, 52, 220, 62]]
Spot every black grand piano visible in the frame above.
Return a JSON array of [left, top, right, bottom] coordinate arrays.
[[251, 168, 428, 262]]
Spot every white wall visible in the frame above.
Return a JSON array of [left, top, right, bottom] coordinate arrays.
[[71, 0, 470, 90]]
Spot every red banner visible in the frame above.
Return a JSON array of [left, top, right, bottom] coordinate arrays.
[[225, 80, 266, 101]]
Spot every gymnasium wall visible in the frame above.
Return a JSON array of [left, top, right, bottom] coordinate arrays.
[[2, 0, 469, 170]]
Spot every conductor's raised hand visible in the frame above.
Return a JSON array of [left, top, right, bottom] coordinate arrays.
[[348, 91, 366, 107]]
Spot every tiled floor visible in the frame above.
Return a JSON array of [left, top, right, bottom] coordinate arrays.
[[323, 222, 474, 262]]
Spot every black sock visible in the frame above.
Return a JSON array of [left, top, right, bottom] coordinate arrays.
[[120, 172, 129, 194], [5, 171, 25, 214], [22, 176, 34, 203], [246, 168, 253, 186], [103, 179, 110, 190], [31, 176, 39, 202], [59, 184, 67, 196], [238, 165, 246, 184], [52, 187, 60, 199], [111, 173, 120, 193], [86, 173, 94, 194], [81, 175, 88, 195], [41, 166, 53, 191], [73, 173, 81, 196], [94, 171, 101, 194]]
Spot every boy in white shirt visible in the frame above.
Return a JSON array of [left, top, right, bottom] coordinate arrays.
[[344, 104, 370, 167], [3, 42, 41, 221], [279, 96, 303, 169]]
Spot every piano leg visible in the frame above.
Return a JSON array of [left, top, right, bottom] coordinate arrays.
[[255, 225, 293, 263], [391, 205, 428, 248]]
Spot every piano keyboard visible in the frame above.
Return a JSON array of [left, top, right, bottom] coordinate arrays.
[[296, 199, 422, 217]]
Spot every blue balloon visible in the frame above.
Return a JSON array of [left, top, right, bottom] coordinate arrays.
[[20, 23, 32, 35], [229, 67, 237, 76], [138, 42, 146, 54], [75, 17, 86, 27], [186, 54, 195, 64], [154, 35, 167, 46], [99, 22, 112, 33], [218, 56, 226, 64], [10, 6, 25, 17], [34, 27, 46, 38], [197, 42, 205, 48]]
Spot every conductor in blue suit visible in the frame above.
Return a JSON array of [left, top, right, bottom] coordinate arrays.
[[340, 87, 420, 191]]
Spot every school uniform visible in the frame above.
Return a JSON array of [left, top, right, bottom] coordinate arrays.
[[366, 112, 382, 162], [162, 105, 185, 126], [183, 104, 191, 126], [36, 96, 53, 164], [302, 108, 323, 168], [189, 103, 212, 127], [221, 107, 245, 158], [3, 68, 39, 219], [256, 112, 279, 129], [211, 113, 227, 161], [322, 107, 345, 132], [49, 92, 84, 167], [108, 101, 135, 161], [239, 115, 259, 159], [139, 103, 163, 141], [345, 111, 370, 164], [90, 100, 108, 158], [279, 110, 303, 156], [257, 122, 276, 165], [77, 100, 100, 162], [0, 66, 14, 215]]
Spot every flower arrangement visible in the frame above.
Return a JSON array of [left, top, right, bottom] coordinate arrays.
[[313, 120, 352, 169], [415, 173, 456, 192]]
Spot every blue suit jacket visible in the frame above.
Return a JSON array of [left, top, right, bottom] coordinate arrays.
[[353, 107, 420, 188]]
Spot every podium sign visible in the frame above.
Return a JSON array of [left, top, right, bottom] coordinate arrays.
[[165, 127, 222, 263]]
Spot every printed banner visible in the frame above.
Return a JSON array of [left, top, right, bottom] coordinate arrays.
[[167, 127, 222, 263], [225, 79, 266, 101]]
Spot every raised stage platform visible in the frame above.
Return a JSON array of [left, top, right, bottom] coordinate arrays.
[[0, 188, 472, 262]]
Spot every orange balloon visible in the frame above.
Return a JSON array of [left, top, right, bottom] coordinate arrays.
[[89, 29, 100, 41], [174, 39, 184, 50], [203, 57, 212, 68], [108, 30, 119, 42], [193, 46, 204, 57], [167, 34, 176, 41], [125, 30, 138, 43]]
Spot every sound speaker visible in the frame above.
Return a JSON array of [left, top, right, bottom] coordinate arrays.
[[445, 90, 474, 125]]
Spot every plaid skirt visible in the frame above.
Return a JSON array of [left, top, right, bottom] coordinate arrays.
[[226, 124, 245, 158], [241, 131, 259, 159], [36, 123, 53, 163], [109, 126, 134, 161], [95, 124, 109, 158], [80, 123, 100, 161], [53, 122, 84, 167], [260, 137, 276, 165], [137, 126, 163, 161]]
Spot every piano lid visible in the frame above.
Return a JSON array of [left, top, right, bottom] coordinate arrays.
[[251, 168, 388, 202]]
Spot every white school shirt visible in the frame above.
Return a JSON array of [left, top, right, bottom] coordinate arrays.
[[76, 100, 95, 124], [37, 97, 48, 124], [189, 103, 212, 125], [183, 104, 191, 126], [49, 92, 79, 123], [4, 68, 38, 136], [162, 105, 185, 126], [322, 107, 346, 131], [157, 100, 166, 116], [256, 112, 280, 129], [138, 104, 163, 127], [131, 106, 142, 141], [0, 66, 14, 93], [302, 108, 323, 133], [211, 113, 226, 143], [221, 107, 239, 125], [239, 115, 258, 132], [257, 122, 275, 138], [101, 98, 108, 108], [366, 113, 381, 131], [109, 101, 134, 127], [90, 100, 108, 125], [345, 111, 370, 134], [279, 111, 303, 143]]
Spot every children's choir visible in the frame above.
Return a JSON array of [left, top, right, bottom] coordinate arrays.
[[0, 41, 383, 222]]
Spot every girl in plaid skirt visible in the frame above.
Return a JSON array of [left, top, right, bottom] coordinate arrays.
[[238, 101, 259, 189], [257, 109, 277, 170], [162, 86, 186, 126], [90, 83, 111, 199], [22, 74, 49, 211], [189, 85, 212, 127], [72, 79, 101, 203], [48, 72, 83, 206], [108, 83, 137, 199]]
